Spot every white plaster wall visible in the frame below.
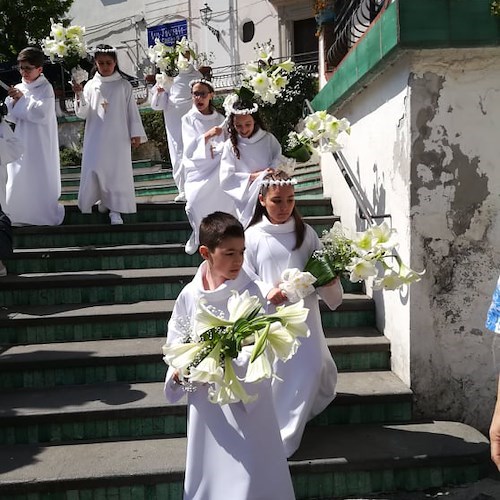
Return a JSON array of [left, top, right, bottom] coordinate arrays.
[[321, 47, 500, 432], [322, 57, 414, 386], [408, 48, 500, 432]]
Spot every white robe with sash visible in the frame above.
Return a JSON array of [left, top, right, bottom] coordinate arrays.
[[181, 106, 235, 252], [164, 264, 295, 500], [244, 216, 342, 457], [75, 72, 147, 214], [151, 65, 202, 193], [5, 74, 65, 225], [219, 128, 284, 227]]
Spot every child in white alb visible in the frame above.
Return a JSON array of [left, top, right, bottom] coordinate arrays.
[[245, 170, 343, 457], [72, 44, 147, 225]]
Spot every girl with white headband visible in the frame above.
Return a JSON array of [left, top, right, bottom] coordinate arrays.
[[181, 78, 235, 254], [72, 44, 147, 225], [219, 96, 285, 228], [150, 47, 201, 202], [244, 170, 343, 457]]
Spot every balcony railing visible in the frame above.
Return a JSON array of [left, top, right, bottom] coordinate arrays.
[[326, 0, 388, 69]]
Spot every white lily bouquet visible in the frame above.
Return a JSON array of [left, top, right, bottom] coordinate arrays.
[[298, 110, 351, 154], [42, 20, 88, 83], [148, 36, 196, 89], [242, 40, 295, 105], [162, 290, 309, 405], [280, 222, 424, 300]]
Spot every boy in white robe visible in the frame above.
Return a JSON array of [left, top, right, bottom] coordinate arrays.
[[5, 47, 65, 226], [164, 211, 295, 500], [151, 54, 201, 202]]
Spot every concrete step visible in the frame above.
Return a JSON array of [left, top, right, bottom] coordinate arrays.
[[61, 166, 172, 184], [0, 422, 489, 499], [59, 159, 170, 176], [11, 215, 339, 248], [0, 294, 375, 346], [0, 371, 412, 445]]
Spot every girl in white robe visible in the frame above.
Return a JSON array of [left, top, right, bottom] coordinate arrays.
[[73, 45, 147, 225], [181, 79, 235, 254], [151, 59, 201, 201], [244, 170, 343, 458], [164, 212, 295, 500], [219, 98, 285, 228], [5, 47, 65, 226]]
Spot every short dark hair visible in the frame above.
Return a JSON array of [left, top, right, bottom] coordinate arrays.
[[18, 47, 44, 67], [199, 212, 244, 251]]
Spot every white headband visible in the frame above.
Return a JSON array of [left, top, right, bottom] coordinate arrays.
[[91, 46, 117, 55], [189, 78, 214, 91], [261, 178, 298, 187], [230, 102, 259, 115]]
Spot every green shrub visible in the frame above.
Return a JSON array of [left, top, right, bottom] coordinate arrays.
[[138, 109, 170, 163], [59, 146, 82, 166]]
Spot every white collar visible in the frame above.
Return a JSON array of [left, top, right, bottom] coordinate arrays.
[[255, 215, 296, 234], [94, 72, 123, 83], [238, 127, 266, 145]]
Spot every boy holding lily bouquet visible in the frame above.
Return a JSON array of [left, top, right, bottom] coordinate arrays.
[[163, 211, 299, 500]]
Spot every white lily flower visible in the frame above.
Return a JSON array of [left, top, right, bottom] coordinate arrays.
[[278, 58, 295, 73], [50, 23, 66, 42], [245, 338, 273, 383], [370, 222, 398, 251], [399, 262, 425, 285], [66, 25, 85, 38], [347, 257, 378, 282], [188, 341, 224, 384], [193, 298, 232, 337], [223, 93, 239, 115], [352, 229, 377, 254], [208, 358, 256, 405], [177, 52, 190, 72], [251, 72, 271, 94], [273, 300, 310, 339], [266, 322, 302, 361], [373, 272, 405, 291], [162, 341, 210, 377], [302, 114, 323, 138], [227, 290, 263, 322], [155, 73, 173, 90], [279, 268, 316, 303]]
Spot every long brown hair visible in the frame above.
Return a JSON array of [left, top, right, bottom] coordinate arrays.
[[248, 170, 305, 250], [227, 100, 265, 160]]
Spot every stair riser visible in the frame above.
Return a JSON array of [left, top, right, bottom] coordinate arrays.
[[60, 186, 179, 201], [0, 349, 388, 390], [0, 462, 486, 499], [0, 310, 375, 345], [0, 399, 411, 445], [7, 252, 202, 274], [12, 228, 193, 249], [0, 317, 167, 346], [61, 172, 173, 187], [0, 281, 188, 307]]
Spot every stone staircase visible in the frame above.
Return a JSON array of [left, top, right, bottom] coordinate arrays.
[[0, 159, 490, 499]]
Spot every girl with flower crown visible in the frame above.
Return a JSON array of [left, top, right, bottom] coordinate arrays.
[[181, 78, 235, 254], [72, 45, 147, 225], [151, 46, 201, 202], [219, 96, 285, 228], [244, 170, 343, 457]]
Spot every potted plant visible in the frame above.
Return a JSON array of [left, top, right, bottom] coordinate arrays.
[[314, 0, 336, 27]]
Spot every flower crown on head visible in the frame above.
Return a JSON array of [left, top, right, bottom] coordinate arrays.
[[261, 177, 298, 188], [189, 78, 214, 92], [223, 93, 259, 116], [90, 46, 117, 55]]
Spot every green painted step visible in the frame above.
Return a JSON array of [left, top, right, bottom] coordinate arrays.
[[60, 183, 179, 201], [12, 221, 193, 249], [0, 422, 489, 499], [11, 215, 338, 249], [0, 267, 199, 307], [58, 199, 334, 225], [6, 243, 202, 274], [0, 294, 374, 345], [61, 170, 173, 187], [0, 324, 386, 390], [0, 371, 411, 445]]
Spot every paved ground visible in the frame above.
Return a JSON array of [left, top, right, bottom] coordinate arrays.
[[338, 472, 500, 499]]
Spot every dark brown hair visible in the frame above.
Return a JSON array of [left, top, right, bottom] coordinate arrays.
[[199, 211, 244, 251], [248, 170, 305, 250], [18, 47, 44, 67], [227, 100, 265, 160]]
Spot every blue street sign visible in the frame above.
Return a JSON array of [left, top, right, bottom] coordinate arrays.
[[147, 20, 188, 47]]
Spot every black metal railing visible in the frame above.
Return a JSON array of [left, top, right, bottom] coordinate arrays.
[[327, 0, 389, 69]]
